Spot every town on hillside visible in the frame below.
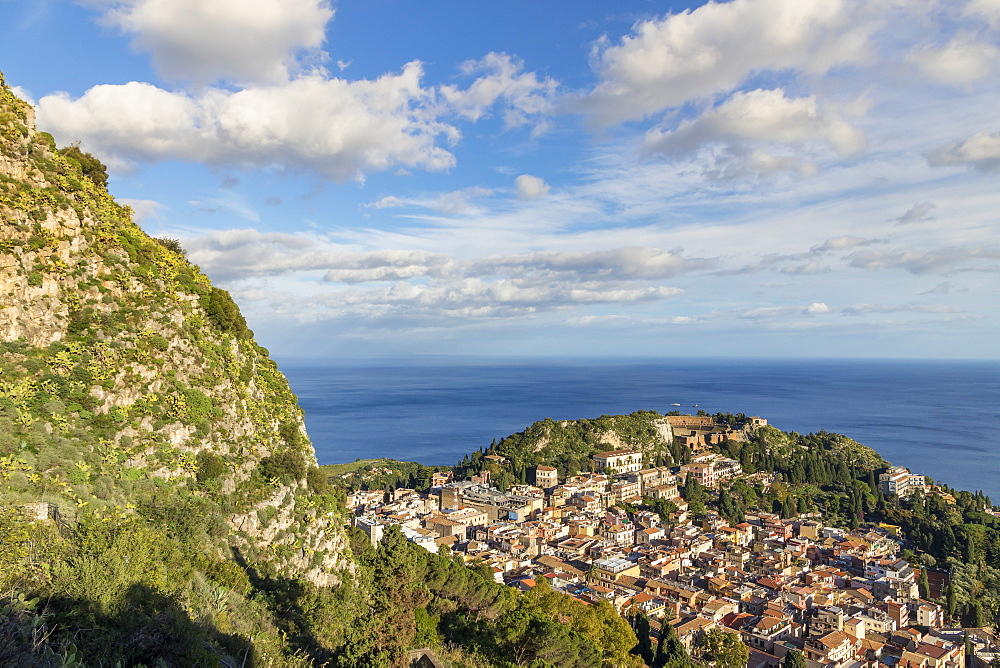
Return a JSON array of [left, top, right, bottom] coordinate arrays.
[[341, 415, 998, 668]]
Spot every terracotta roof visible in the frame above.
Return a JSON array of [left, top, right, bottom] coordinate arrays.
[[815, 630, 852, 649], [916, 644, 949, 659]]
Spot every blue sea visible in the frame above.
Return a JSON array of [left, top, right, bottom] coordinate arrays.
[[278, 358, 1000, 501]]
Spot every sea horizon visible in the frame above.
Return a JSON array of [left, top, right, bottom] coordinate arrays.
[[278, 356, 1000, 501]]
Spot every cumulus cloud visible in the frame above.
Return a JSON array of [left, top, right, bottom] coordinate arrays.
[[848, 246, 1000, 274], [514, 174, 551, 200], [803, 302, 831, 314], [440, 53, 558, 134], [645, 89, 866, 163], [184, 234, 699, 324], [891, 202, 936, 225], [911, 35, 1000, 84], [34, 49, 568, 183], [95, 0, 334, 84], [321, 250, 453, 283], [292, 279, 684, 324], [927, 129, 1000, 172], [185, 229, 349, 280], [581, 0, 882, 125], [36, 66, 459, 182]]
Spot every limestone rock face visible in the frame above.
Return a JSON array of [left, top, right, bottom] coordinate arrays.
[[0, 73, 348, 585]]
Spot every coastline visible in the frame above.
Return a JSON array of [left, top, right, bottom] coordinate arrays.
[[280, 357, 1000, 500]]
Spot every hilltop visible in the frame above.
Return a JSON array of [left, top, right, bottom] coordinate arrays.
[[0, 72, 351, 663]]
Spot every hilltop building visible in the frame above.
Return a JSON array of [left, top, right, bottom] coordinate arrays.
[[879, 467, 927, 497], [593, 449, 643, 474]]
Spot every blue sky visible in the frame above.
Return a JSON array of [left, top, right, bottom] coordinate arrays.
[[2, 0, 999, 359]]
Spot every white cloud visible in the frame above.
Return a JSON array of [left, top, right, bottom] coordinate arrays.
[[9, 85, 36, 106], [432, 186, 494, 215], [921, 281, 967, 295], [810, 236, 883, 253], [96, 0, 334, 84], [36, 66, 458, 182], [119, 198, 167, 222], [927, 129, 1000, 172], [321, 250, 453, 284], [781, 262, 831, 275], [963, 0, 1000, 27], [643, 89, 866, 176], [891, 202, 936, 225], [184, 233, 700, 324], [804, 302, 831, 314], [647, 89, 865, 158], [581, 0, 881, 125], [842, 302, 963, 315], [467, 247, 717, 280], [515, 174, 551, 200], [911, 35, 1000, 84], [440, 53, 558, 134], [368, 196, 404, 209], [185, 229, 350, 280], [848, 246, 1000, 274]]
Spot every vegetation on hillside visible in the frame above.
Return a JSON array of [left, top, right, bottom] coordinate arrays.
[[454, 411, 683, 488], [321, 458, 450, 493]]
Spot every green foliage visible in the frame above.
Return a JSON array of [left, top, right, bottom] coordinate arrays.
[[153, 236, 186, 256], [454, 411, 674, 482], [200, 286, 249, 337], [324, 458, 448, 493], [306, 466, 329, 495], [697, 628, 749, 668], [59, 144, 109, 188], [260, 450, 308, 484], [196, 451, 227, 488], [783, 649, 807, 668]]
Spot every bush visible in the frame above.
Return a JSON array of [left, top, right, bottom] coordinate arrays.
[[153, 237, 186, 256], [59, 144, 108, 188], [199, 287, 248, 337], [307, 467, 329, 495], [260, 451, 307, 484], [195, 452, 227, 487]]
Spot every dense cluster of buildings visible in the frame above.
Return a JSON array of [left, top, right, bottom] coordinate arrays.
[[344, 425, 984, 668]]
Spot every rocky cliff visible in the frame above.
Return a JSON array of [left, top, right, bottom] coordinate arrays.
[[0, 72, 347, 586]]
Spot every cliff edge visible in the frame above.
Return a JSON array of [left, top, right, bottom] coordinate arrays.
[[0, 72, 347, 587]]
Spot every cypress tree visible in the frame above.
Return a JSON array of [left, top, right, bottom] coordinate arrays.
[[918, 568, 930, 599], [633, 615, 654, 667]]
